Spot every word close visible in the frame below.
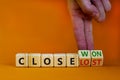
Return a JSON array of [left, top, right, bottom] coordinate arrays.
[[16, 50, 103, 67]]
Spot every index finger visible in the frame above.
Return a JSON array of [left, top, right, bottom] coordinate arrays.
[[68, 0, 87, 50]]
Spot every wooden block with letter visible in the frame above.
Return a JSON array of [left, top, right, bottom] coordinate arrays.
[[66, 53, 79, 67], [78, 50, 91, 66], [91, 50, 104, 66], [29, 53, 41, 67], [54, 54, 66, 67], [41, 54, 53, 67], [16, 53, 28, 67]]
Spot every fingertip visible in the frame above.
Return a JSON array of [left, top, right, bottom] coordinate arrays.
[[94, 13, 106, 22], [102, 0, 112, 12], [93, 0, 106, 22], [97, 17, 105, 22], [106, 3, 111, 12]]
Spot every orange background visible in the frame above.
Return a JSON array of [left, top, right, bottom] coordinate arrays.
[[0, 0, 120, 80]]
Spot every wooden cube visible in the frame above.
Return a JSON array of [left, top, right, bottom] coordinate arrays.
[[41, 54, 53, 67], [78, 50, 91, 66], [29, 53, 41, 67], [91, 50, 104, 66], [16, 53, 28, 67], [66, 53, 79, 67], [54, 54, 66, 67]]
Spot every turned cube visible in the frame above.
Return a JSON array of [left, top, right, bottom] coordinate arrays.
[[91, 50, 104, 66], [78, 50, 91, 66]]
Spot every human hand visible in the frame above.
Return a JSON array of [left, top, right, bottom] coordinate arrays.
[[68, 0, 111, 50]]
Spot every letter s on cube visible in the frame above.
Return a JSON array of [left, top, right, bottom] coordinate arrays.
[[91, 50, 104, 66]]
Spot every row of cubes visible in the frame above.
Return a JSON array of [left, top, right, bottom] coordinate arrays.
[[16, 50, 103, 67]]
